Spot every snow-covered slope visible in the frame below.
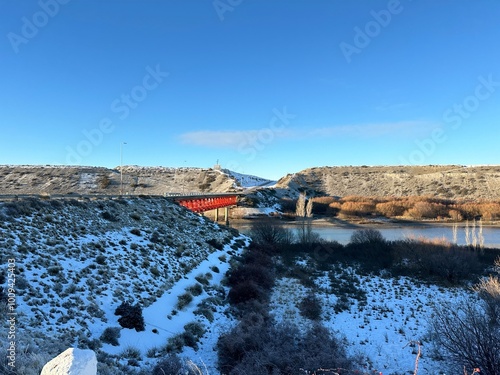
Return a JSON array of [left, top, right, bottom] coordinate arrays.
[[269, 260, 476, 375], [221, 169, 276, 189], [0, 197, 248, 374]]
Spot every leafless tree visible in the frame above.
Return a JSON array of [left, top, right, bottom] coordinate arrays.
[[249, 219, 294, 248], [430, 300, 500, 375], [306, 198, 313, 218], [295, 193, 306, 218]]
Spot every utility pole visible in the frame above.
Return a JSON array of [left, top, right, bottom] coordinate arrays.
[[120, 142, 127, 195]]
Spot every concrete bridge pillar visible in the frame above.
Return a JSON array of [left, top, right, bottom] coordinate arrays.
[[214, 207, 219, 222], [224, 206, 229, 225]]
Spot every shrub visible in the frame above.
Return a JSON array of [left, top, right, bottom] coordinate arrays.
[[348, 229, 393, 270], [217, 321, 358, 375], [47, 266, 62, 276], [130, 228, 141, 236], [100, 327, 121, 346], [210, 265, 220, 273], [406, 201, 446, 219], [376, 201, 406, 217], [328, 201, 342, 216], [114, 302, 145, 332], [176, 292, 193, 310], [393, 239, 481, 283], [473, 275, 500, 326], [350, 229, 385, 244], [101, 211, 118, 222], [479, 203, 500, 221], [228, 263, 274, 291], [150, 231, 161, 243], [448, 209, 463, 221], [184, 322, 206, 338], [153, 354, 202, 375], [194, 274, 210, 286], [151, 267, 161, 277], [298, 293, 322, 320], [194, 306, 214, 322], [153, 354, 183, 375], [206, 238, 223, 250], [97, 174, 111, 189], [249, 219, 294, 249], [340, 201, 375, 217], [228, 280, 265, 306], [186, 283, 203, 297], [431, 299, 500, 375], [130, 213, 141, 221]]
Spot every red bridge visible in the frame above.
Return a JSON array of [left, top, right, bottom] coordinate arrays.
[[166, 193, 240, 213]]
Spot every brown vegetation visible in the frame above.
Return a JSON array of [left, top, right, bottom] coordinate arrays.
[[294, 195, 500, 222]]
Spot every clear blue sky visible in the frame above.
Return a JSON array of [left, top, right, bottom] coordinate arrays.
[[1, 0, 499, 180]]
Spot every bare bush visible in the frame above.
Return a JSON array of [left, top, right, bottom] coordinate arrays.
[[249, 220, 294, 249], [448, 209, 463, 221], [394, 239, 481, 283], [298, 293, 322, 321], [406, 201, 446, 219], [296, 220, 321, 249], [479, 202, 500, 221], [473, 275, 500, 326], [340, 201, 374, 217], [100, 327, 121, 346], [350, 229, 385, 245], [376, 200, 406, 217], [430, 299, 500, 375], [153, 353, 205, 375], [348, 229, 393, 270], [218, 321, 357, 375]]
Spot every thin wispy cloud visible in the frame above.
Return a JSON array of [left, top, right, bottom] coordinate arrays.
[[179, 121, 435, 149]]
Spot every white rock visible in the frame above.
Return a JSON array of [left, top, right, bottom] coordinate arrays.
[[40, 348, 97, 375]]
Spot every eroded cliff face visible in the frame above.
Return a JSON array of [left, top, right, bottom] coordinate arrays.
[[276, 165, 500, 199]]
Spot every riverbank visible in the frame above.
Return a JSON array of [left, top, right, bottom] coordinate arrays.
[[230, 214, 500, 228], [229, 215, 500, 248]]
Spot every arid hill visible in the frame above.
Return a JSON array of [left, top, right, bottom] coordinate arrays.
[[0, 165, 239, 196], [275, 165, 500, 200]]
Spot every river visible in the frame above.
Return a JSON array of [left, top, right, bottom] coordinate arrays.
[[230, 220, 500, 248]]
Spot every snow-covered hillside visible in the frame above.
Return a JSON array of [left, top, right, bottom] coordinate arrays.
[[221, 169, 276, 189], [271, 266, 474, 374], [0, 197, 248, 374]]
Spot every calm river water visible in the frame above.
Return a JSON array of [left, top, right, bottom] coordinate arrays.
[[231, 220, 500, 248]]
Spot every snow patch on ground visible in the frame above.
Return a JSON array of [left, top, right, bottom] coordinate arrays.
[[270, 268, 473, 375]]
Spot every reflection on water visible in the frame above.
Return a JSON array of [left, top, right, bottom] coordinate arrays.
[[231, 221, 500, 248]]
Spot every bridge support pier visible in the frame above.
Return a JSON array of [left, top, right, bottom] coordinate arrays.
[[224, 207, 229, 225], [214, 208, 219, 222]]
